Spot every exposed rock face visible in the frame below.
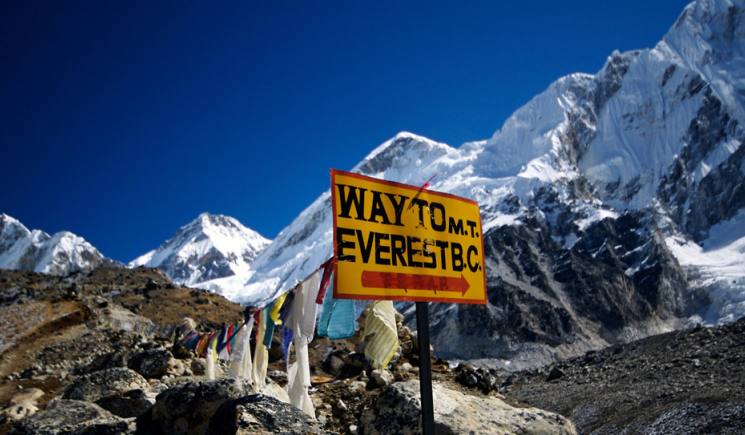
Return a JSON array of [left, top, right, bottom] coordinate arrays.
[[421, 209, 697, 369], [361, 380, 576, 435], [62, 367, 153, 418], [10, 399, 134, 435], [207, 395, 324, 435]]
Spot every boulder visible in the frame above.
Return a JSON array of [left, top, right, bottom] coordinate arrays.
[[128, 348, 172, 379], [136, 378, 254, 435], [99, 305, 155, 336], [322, 350, 366, 379], [3, 402, 38, 422], [361, 380, 577, 435], [2, 388, 45, 422], [206, 394, 324, 434], [546, 366, 565, 382], [9, 388, 44, 406], [259, 382, 290, 404], [62, 367, 153, 418], [191, 358, 207, 376], [166, 358, 190, 377], [10, 399, 133, 435], [322, 351, 346, 377], [76, 350, 131, 375], [454, 364, 500, 394]]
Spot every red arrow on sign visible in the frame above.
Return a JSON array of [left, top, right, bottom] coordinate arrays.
[[361, 271, 470, 295]]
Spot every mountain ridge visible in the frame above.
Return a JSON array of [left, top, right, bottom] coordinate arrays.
[[0, 213, 113, 275]]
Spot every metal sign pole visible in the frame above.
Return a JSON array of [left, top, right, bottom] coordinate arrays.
[[415, 301, 435, 435]]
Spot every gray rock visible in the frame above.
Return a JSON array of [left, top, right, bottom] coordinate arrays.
[[323, 351, 346, 377], [547, 366, 565, 382], [191, 358, 207, 376], [9, 388, 44, 406], [128, 348, 172, 379], [370, 369, 394, 387], [454, 364, 500, 394], [62, 367, 152, 418], [2, 402, 38, 422], [361, 380, 576, 435], [136, 378, 254, 435], [99, 305, 155, 336], [10, 399, 133, 435], [206, 394, 325, 434]]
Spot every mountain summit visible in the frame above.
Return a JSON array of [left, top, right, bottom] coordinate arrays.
[[235, 0, 745, 368], [0, 213, 110, 275], [129, 213, 271, 292]]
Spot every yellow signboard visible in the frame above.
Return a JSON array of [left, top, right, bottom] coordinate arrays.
[[331, 169, 486, 304]]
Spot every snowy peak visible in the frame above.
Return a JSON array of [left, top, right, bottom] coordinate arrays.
[[129, 212, 271, 288], [353, 131, 459, 183], [0, 213, 109, 275], [662, 0, 745, 123], [0, 213, 31, 252]]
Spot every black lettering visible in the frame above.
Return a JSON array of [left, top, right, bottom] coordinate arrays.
[[407, 236, 422, 268], [466, 245, 479, 272], [391, 234, 407, 266], [412, 198, 428, 227], [435, 240, 449, 268], [448, 217, 464, 236], [368, 191, 391, 224], [337, 227, 356, 261], [429, 202, 446, 232], [336, 184, 366, 220], [375, 232, 390, 265], [466, 220, 478, 237], [385, 193, 408, 226], [451, 242, 464, 271], [422, 242, 436, 269], [356, 229, 374, 263]]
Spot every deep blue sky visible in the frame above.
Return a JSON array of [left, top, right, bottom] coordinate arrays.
[[1, 0, 689, 262]]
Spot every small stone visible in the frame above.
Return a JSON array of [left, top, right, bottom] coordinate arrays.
[[349, 424, 358, 433], [191, 358, 207, 375], [371, 369, 394, 387], [546, 366, 564, 382], [337, 399, 348, 412], [350, 381, 367, 394]]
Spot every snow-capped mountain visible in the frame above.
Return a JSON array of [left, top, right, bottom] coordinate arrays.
[[230, 0, 745, 368], [0, 213, 111, 275], [129, 213, 271, 296]]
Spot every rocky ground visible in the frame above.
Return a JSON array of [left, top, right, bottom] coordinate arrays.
[[504, 318, 745, 434], [0, 267, 742, 434], [0, 268, 574, 434]]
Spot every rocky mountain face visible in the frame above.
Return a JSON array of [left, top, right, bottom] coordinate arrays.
[[236, 0, 745, 369], [129, 213, 271, 299], [0, 214, 113, 275]]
